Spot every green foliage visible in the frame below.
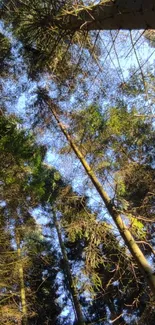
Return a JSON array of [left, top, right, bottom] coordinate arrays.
[[71, 104, 104, 139], [118, 163, 155, 223], [106, 106, 137, 136], [129, 215, 146, 239], [1, 0, 72, 78], [0, 32, 11, 75], [1, 2, 155, 323], [144, 30, 155, 48], [0, 114, 46, 162], [119, 66, 155, 112], [1, 0, 95, 80], [115, 174, 126, 196], [0, 113, 62, 324], [91, 273, 102, 290]]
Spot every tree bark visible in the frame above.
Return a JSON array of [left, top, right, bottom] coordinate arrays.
[[16, 233, 27, 325], [58, 0, 155, 31], [53, 210, 85, 325], [44, 96, 155, 297]]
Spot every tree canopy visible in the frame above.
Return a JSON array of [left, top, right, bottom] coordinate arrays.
[[0, 1, 155, 324]]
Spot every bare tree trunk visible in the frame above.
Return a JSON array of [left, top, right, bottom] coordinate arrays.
[[53, 210, 85, 325], [58, 0, 155, 31], [16, 232, 27, 325], [44, 96, 155, 296]]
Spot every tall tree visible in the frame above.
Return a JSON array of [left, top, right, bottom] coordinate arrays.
[[60, 100, 155, 322], [32, 89, 155, 296], [15, 228, 28, 325], [0, 113, 61, 324], [1, 0, 155, 31], [31, 161, 86, 325], [53, 209, 85, 325], [1, 0, 155, 322]]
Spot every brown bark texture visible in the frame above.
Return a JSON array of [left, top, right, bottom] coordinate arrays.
[[58, 0, 155, 31]]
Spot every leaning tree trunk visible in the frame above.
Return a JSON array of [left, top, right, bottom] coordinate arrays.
[[43, 96, 155, 296], [16, 232, 27, 325], [53, 210, 85, 325], [58, 0, 155, 31], [1, 0, 155, 30]]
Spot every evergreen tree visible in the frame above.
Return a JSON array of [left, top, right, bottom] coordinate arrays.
[[0, 32, 11, 76], [1, 1, 155, 323], [0, 113, 61, 324], [31, 89, 155, 295], [1, 0, 155, 33]]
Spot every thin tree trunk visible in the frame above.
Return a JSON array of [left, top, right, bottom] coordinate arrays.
[[44, 96, 155, 296], [16, 233, 27, 325], [57, 0, 155, 31], [53, 210, 85, 325]]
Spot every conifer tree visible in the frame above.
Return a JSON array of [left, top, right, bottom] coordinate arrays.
[[1, 1, 155, 323], [1, 1, 155, 32], [0, 114, 61, 324]]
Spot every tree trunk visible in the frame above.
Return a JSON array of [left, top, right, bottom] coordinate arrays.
[[53, 210, 85, 325], [44, 96, 155, 297], [16, 233, 27, 325], [58, 0, 155, 31]]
